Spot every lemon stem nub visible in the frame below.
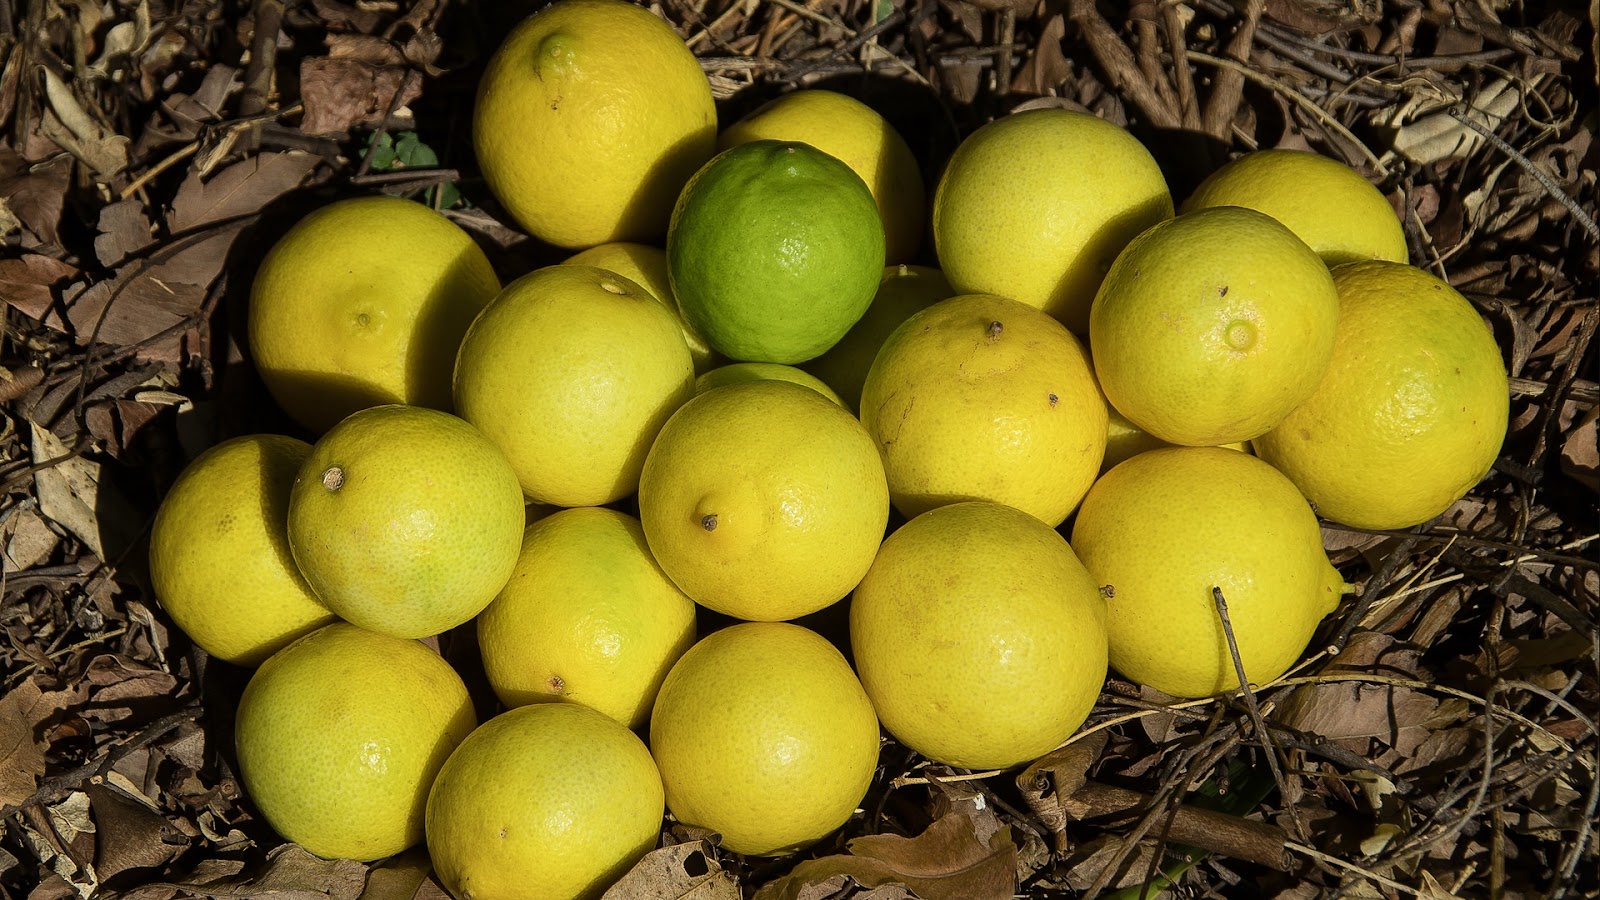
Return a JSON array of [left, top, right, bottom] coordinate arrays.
[[321, 466, 345, 492], [987, 321, 1003, 340], [700, 513, 718, 532]]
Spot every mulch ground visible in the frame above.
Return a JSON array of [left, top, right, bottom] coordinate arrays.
[[0, 0, 1595, 897]]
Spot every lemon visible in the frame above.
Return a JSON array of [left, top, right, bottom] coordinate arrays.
[[1101, 405, 1249, 473], [667, 141, 886, 363], [649, 622, 879, 856], [931, 108, 1173, 332], [235, 623, 476, 861], [695, 362, 845, 407], [1253, 261, 1509, 529], [719, 89, 925, 263], [474, 0, 716, 247], [287, 405, 525, 639], [426, 703, 663, 900], [249, 196, 501, 433], [453, 265, 695, 506], [804, 265, 954, 411], [477, 507, 697, 729], [149, 435, 336, 666], [564, 242, 720, 373], [1070, 447, 1347, 699], [859, 293, 1107, 526], [850, 501, 1107, 769], [638, 380, 888, 622], [1181, 149, 1408, 267], [1090, 206, 1340, 447]]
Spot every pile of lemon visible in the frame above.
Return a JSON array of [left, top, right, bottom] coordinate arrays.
[[147, 0, 1510, 896]]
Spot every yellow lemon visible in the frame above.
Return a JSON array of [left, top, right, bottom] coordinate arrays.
[[564, 242, 720, 373], [1101, 405, 1249, 473], [287, 405, 525, 639], [453, 265, 695, 506], [850, 501, 1107, 769], [1089, 206, 1340, 446], [931, 108, 1173, 331], [235, 623, 476, 861], [426, 703, 664, 900], [477, 507, 697, 729], [804, 265, 954, 412], [1070, 447, 1348, 699], [695, 362, 845, 407], [719, 89, 926, 263], [1181, 149, 1408, 267], [249, 196, 501, 433], [474, 0, 716, 247], [859, 293, 1107, 526], [1253, 261, 1509, 529], [649, 622, 879, 856], [149, 435, 336, 666], [638, 380, 888, 622]]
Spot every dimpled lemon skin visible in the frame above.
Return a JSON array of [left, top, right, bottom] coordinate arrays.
[[804, 265, 955, 412], [859, 293, 1107, 527], [931, 108, 1174, 333], [1182, 149, 1408, 267], [249, 196, 501, 434], [667, 141, 886, 364], [426, 703, 664, 900], [1070, 447, 1347, 699], [850, 501, 1108, 770], [565, 242, 720, 373], [477, 507, 697, 729], [649, 622, 880, 856], [235, 623, 476, 861], [719, 89, 926, 264], [1089, 206, 1341, 447], [474, 0, 716, 248], [288, 405, 525, 639], [1253, 261, 1509, 529], [149, 435, 336, 666], [453, 265, 695, 507], [638, 380, 889, 622]]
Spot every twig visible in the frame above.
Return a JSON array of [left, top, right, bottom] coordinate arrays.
[[1444, 104, 1599, 242], [1201, 0, 1263, 139], [239, 0, 286, 151], [1284, 841, 1422, 897], [1212, 587, 1303, 838], [1066, 0, 1180, 129], [1547, 631, 1600, 899], [1161, 4, 1201, 130], [1328, 535, 1421, 650], [1061, 781, 1290, 870], [1185, 50, 1388, 175]]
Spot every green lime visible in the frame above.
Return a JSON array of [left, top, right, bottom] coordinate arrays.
[[667, 141, 886, 364]]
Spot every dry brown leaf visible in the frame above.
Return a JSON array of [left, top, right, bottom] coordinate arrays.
[[1011, 12, 1069, 96], [358, 847, 438, 900], [4, 507, 61, 572], [1278, 633, 1442, 759], [0, 679, 59, 808], [168, 151, 320, 232], [1560, 405, 1598, 490], [0, 148, 72, 251], [0, 253, 78, 323], [87, 783, 183, 881], [1017, 731, 1108, 850], [40, 68, 131, 180], [299, 57, 421, 136], [754, 811, 1017, 900], [603, 840, 740, 900], [95, 199, 156, 267], [30, 422, 110, 561]]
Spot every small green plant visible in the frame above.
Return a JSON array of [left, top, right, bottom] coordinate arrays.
[[364, 131, 461, 210]]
